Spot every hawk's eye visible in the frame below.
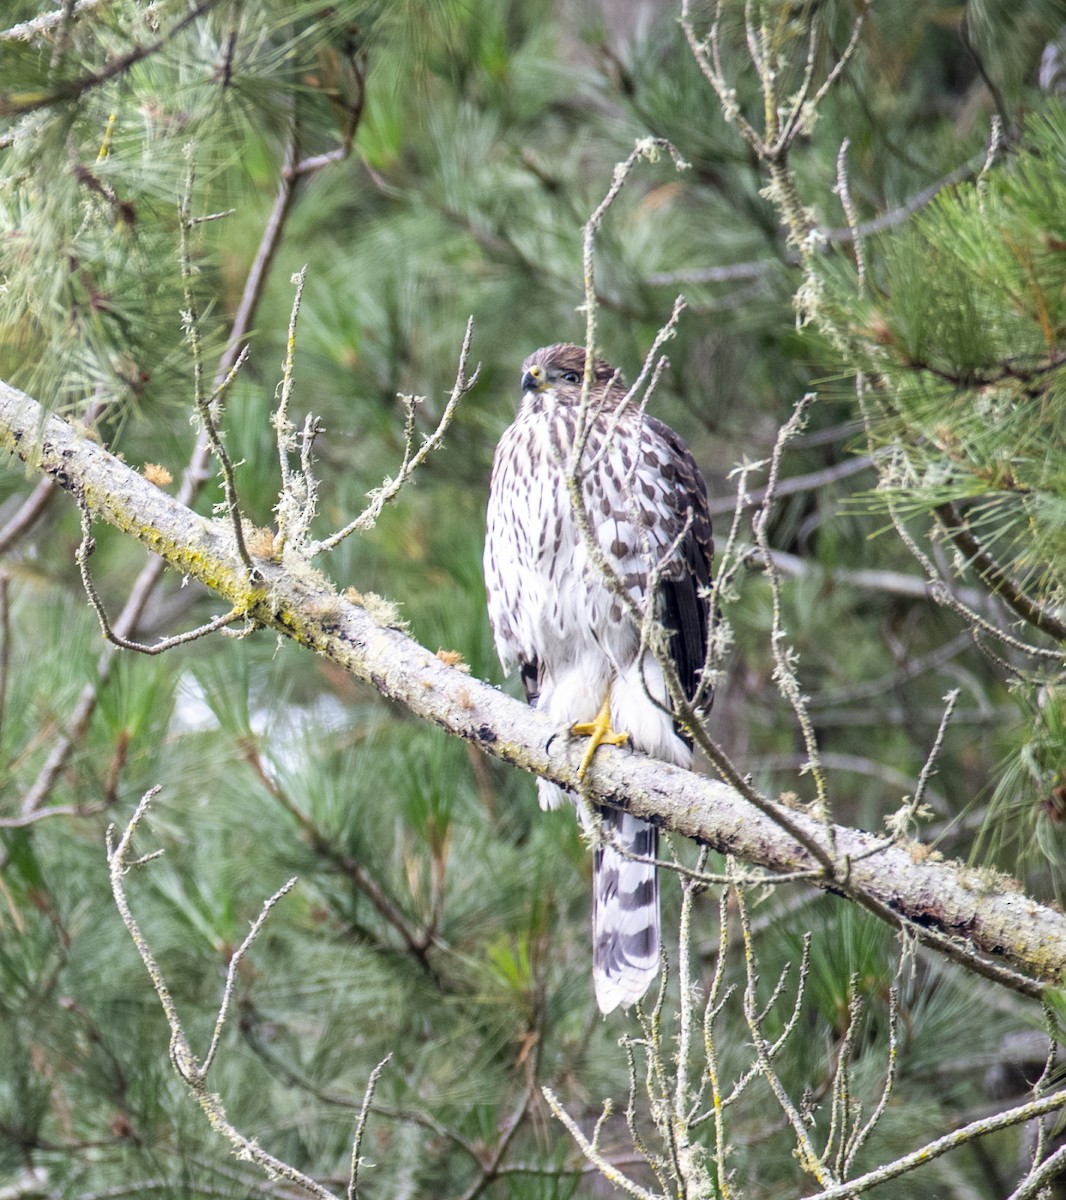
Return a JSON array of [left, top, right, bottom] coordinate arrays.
[[561, 370, 580, 384]]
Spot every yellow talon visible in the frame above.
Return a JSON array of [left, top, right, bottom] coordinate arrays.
[[571, 690, 629, 778]]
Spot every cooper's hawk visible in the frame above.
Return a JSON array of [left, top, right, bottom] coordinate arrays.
[[484, 343, 713, 1013]]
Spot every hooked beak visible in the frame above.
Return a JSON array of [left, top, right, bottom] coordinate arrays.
[[521, 365, 545, 393]]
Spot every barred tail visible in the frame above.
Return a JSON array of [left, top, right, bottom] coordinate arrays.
[[591, 808, 659, 1013]]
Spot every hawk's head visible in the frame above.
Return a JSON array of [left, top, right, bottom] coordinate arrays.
[[520, 343, 623, 407]]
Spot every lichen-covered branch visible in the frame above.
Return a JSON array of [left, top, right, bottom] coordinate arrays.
[[4, 377, 1066, 998]]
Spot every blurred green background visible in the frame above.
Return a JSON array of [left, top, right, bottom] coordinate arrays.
[[2, 1, 1065, 1195]]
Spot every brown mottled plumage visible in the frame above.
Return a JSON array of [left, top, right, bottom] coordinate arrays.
[[484, 343, 714, 1013]]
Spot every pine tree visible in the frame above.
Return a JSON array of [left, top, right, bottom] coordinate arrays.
[[2, 1, 1065, 1196]]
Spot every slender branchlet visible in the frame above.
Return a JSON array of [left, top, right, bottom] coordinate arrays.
[[75, 495, 244, 653], [542, 1086, 661, 1200], [2, 0, 226, 117], [856, 378, 1064, 666], [842, 986, 898, 1176], [108, 787, 389, 1200], [310, 315, 480, 554], [885, 688, 958, 840], [804, 1083, 1066, 1200], [348, 1054, 392, 1200], [200, 875, 299, 1078], [568, 811, 822, 887], [179, 157, 257, 578], [700, 887, 733, 1195], [577, 138, 688, 434], [691, 460, 761, 713], [753, 393, 833, 844], [667, 848, 715, 1195], [736, 886, 831, 1187], [682, 0, 867, 327], [620, 1032, 664, 1191], [823, 982, 863, 1177], [272, 266, 310, 553], [834, 139, 867, 293]]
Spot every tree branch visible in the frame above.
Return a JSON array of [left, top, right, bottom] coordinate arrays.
[[4, 378, 1066, 998], [0, 0, 226, 117], [933, 501, 1066, 643]]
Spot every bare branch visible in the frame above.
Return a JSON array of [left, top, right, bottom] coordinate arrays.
[[5, 380, 1066, 997], [855, 377, 1064, 663], [804, 1085, 1066, 1200], [0, 802, 105, 829], [272, 267, 314, 552], [107, 788, 351, 1200], [752, 393, 832, 839], [912, 690, 957, 816], [737, 887, 831, 1187], [311, 316, 480, 554], [75, 495, 245, 655], [16, 122, 331, 816], [1, 0, 103, 42], [843, 986, 898, 1175], [542, 1088, 661, 1200], [834, 139, 867, 292], [201, 877, 298, 1077], [347, 1055, 391, 1200], [646, 152, 986, 292], [179, 163, 257, 578], [933, 500, 1066, 643], [704, 455, 873, 517], [0, 0, 226, 117]]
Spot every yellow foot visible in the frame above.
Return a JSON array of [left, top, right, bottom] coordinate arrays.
[[571, 692, 629, 778]]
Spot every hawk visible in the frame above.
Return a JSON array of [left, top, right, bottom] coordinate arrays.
[[484, 343, 713, 1013]]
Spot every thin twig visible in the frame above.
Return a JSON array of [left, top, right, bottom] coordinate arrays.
[[933, 501, 1066, 643], [310, 316, 480, 553], [242, 740, 440, 968], [1, 0, 103, 41], [0, 802, 106, 828], [347, 1054, 391, 1200], [179, 162, 257, 578], [1, 0, 226, 116], [853, 376, 1063, 663], [753, 394, 833, 843], [646, 156, 983, 288], [704, 455, 872, 517], [272, 267, 311, 551], [542, 1088, 662, 1200], [835, 139, 867, 292], [843, 986, 898, 1175], [824, 984, 862, 1176], [201, 877, 298, 1077], [911, 689, 958, 816], [699, 888, 732, 1192], [75, 496, 244, 654], [810, 2, 869, 110], [107, 788, 347, 1200], [737, 886, 831, 1187], [804, 1086, 1066, 1200]]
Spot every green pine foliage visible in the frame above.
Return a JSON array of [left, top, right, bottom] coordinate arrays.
[[839, 106, 1066, 601], [2, 0, 1066, 1196]]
